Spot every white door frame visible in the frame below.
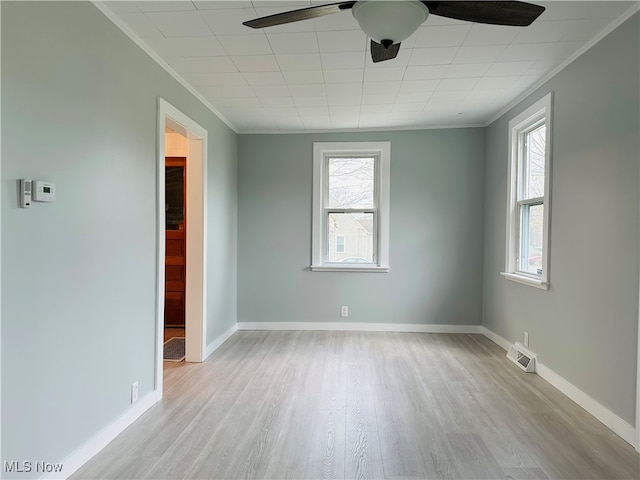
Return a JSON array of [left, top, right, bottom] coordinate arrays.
[[637, 213, 640, 451], [156, 98, 208, 394], [637, 94, 640, 447]]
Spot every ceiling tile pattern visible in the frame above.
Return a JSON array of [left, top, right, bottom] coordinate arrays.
[[103, 0, 638, 132]]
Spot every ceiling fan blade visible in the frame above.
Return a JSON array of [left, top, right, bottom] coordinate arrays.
[[422, 1, 545, 26], [243, 1, 356, 29], [371, 40, 401, 63]]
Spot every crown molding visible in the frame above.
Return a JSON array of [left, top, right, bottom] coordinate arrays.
[[485, 2, 640, 127], [92, 1, 238, 134], [240, 122, 485, 135]]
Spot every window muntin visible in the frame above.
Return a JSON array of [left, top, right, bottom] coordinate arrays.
[[503, 93, 552, 289], [312, 142, 390, 272]]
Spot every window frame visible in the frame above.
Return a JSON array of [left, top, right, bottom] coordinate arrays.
[[311, 142, 390, 273], [502, 93, 553, 289]]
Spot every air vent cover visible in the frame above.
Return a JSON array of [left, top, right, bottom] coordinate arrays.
[[507, 342, 536, 373]]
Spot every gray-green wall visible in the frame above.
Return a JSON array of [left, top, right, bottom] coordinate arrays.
[[1, 1, 237, 472], [238, 130, 485, 326], [483, 13, 639, 424]]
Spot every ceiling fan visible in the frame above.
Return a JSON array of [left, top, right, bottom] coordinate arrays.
[[244, 1, 545, 63]]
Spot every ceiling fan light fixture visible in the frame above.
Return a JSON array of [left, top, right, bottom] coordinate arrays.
[[352, 1, 429, 46]]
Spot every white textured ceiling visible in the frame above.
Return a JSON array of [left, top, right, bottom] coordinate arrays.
[[101, 1, 639, 132]]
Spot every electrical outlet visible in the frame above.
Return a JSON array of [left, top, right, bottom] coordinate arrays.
[[524, 331, 529, 348], [131, 381, 139, 404], [340, 306, 348, 317]]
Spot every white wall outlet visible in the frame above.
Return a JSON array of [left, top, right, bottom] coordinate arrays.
[[340, 306, 348, 317], [131, 381, 139, 404], [524, 331, 529, 347]]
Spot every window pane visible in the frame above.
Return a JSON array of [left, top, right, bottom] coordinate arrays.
[[520, 204, 544, 275], [336, 235, 345, 253], [328, 213, 374, 263], [328, 157, 375, 209], [523, 124, 545, 199]]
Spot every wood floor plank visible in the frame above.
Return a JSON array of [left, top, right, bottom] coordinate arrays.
[[303, 404, 346, 479], [303, 349, 347, 479], [409, 408, 459, 479], [445, 433, 506, 479], [215, 372, 296, 478], [374, 384, 425, 478], [502, 467, 549, 479], [259, 395, 317, 479], [91, 455, 160, 480], [345, 400, 385, 479], [71, 332, 640, 480], [143, 391, 242, 479]]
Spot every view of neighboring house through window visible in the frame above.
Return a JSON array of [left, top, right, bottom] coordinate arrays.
[[503, 93, 552, 289], [335, 235, 346, 254], [312, 142, 390, 272]]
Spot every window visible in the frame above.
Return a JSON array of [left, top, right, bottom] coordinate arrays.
[[311, 142, 390, 272], [502, 93, 552, 289]]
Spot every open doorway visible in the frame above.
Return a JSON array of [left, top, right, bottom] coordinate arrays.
[[156, 98, 208, 394], [164, 134, 187, 349]]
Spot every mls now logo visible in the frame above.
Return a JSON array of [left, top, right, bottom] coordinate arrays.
[[4, 461, 63, 474]]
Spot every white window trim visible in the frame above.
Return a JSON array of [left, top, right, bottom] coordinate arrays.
[[311, 141, 390, 273], [502, 93, 553, 290]]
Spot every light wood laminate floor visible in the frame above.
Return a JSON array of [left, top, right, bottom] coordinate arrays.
[[73, 331, 640, 479]]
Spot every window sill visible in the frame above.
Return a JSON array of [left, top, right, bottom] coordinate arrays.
[[500, 272, 549, 290], [311, 265, 390, 273]]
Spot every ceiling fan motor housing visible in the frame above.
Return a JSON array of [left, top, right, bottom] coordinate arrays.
[[352, 1, 429, 46]]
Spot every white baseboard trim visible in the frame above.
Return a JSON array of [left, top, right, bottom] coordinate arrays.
[[481, 327, 636, 447], [237, 322, 483, 334], [535, 363, 636, 446], [480, 326, 512, 351], [204, 323, 238, 360], [48, 390, 161, 480]]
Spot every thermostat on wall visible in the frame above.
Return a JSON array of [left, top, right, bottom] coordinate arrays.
[[33, 181, 56, 202]]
